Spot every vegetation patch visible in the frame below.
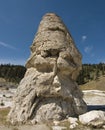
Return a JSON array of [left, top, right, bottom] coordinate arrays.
[[0, 64, 26, 83], [77, 63, 105, 85], [0, 107, 10, 125]]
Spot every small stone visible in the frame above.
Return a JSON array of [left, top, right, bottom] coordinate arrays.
[[68, 117, 78, 123], [52, 126, 67, 130], [53, 120, 60, 126], [68, 117, 78, 129], [70, 124, 77, 129]]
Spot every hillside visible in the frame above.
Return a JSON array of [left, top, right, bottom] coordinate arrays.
[[77, 63, 105, 85], [80, 76, 105, 91], [0, 64, 26, 83], [0, 77, 18, 89]]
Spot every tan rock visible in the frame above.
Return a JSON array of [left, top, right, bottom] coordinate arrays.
[[8, 13, 87, 124]]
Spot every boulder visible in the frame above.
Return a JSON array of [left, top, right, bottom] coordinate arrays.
[[8, 13, 87, 124], [79, 110, 105, 128]]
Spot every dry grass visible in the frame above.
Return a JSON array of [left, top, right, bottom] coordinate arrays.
[[80, 76, 105, 91], [0, 78, 6, 82], [0, 107, 10, 125], [0, 108, 98, 130]]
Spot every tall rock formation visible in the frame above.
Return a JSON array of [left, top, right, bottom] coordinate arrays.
[[8, 13, 87, 124]]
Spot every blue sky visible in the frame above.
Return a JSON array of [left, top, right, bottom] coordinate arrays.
[[0, 0, 105, 65]]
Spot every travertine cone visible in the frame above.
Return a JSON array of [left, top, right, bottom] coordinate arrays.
[[8, 13, 87, 124]]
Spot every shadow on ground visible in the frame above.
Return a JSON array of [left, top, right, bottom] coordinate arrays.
[[87, 105, 105, 111]]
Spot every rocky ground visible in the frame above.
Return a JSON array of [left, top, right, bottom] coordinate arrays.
[[0, 89, 16, 108], [0, 124, 100, 130], [1, 85, 105, 109], [0, 86, 105, 130]]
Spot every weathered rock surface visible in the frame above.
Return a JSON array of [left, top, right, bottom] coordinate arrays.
[[8, 13, 87, 124], [79, 110, 105, 128], [68, 117, 78, 129]]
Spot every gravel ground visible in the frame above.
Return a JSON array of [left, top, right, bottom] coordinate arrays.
[[0, 89, 105, 130], [0, 124, 51, 130]]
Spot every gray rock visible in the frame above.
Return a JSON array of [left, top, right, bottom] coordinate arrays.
[[79, 110, 105, 128], [8, 13, 87, 124]]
